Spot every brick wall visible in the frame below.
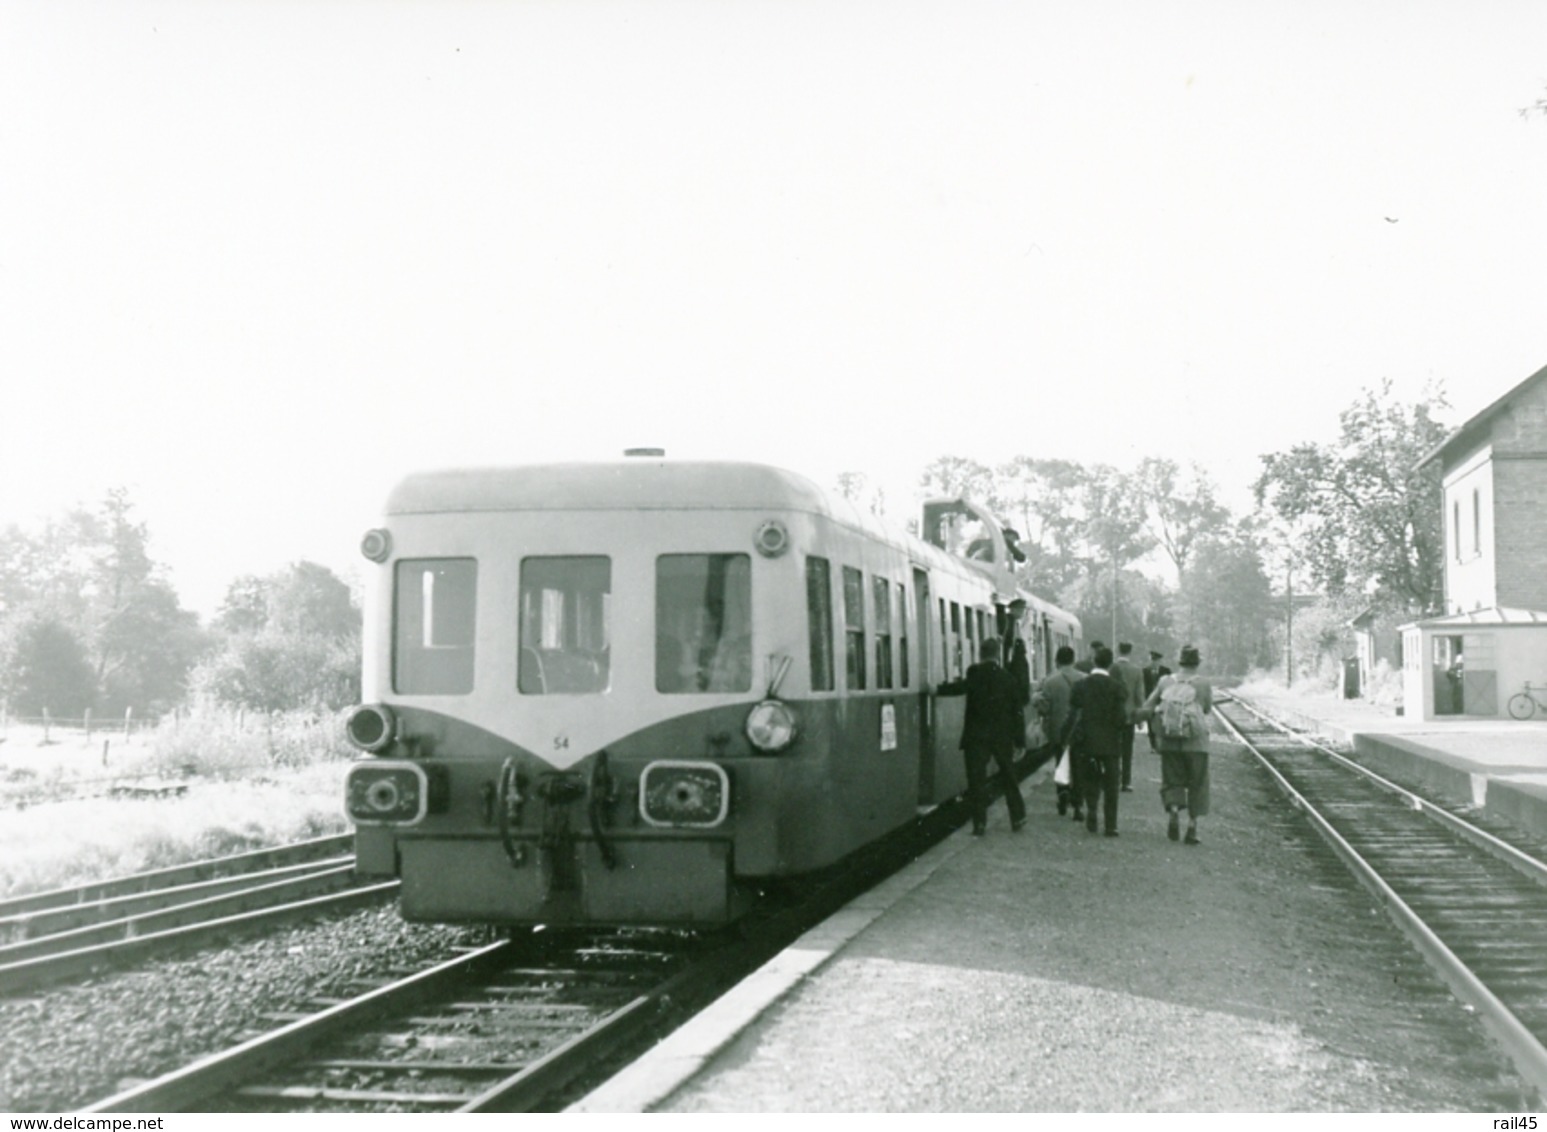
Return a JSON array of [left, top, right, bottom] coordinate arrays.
[[1494, 457, 1547, 610]]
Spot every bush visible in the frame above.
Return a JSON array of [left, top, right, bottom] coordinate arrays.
[[147, 704, 355, 779]]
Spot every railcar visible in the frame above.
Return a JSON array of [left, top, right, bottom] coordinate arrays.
[[344, 456, 1080, 927]]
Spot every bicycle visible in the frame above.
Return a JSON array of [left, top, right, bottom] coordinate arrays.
[[1507, 682, 1547, 720]]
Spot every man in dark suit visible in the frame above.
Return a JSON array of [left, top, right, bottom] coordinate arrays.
[[936, 636, 1027, 836], [1111, 642, 1146, 792], [1062, 644, 1129, 836], [1142, 650, 1172, 751], [1074, 639, 1104, 675]]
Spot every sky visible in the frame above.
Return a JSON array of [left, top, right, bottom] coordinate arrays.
[[3, 1, 1547, 617]]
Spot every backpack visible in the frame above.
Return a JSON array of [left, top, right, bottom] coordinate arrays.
[[1158, 677, 1207, 742]]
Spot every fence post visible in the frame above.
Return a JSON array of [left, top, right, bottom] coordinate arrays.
[[85, 708, 93, 743], [102, 738, 110, 766], [42, 707, 51, 745], [124, 706, 134, 740]]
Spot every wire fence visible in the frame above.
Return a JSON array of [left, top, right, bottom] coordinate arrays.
[[1, 708, 156, 743]]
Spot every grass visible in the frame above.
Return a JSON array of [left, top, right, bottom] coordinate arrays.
[[0, 707, 356, 899]]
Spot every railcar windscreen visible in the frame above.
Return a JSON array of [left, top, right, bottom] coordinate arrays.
[[393, 558, 477, 694], [518, 557, 611, 694], [656, 554, 752, 693]]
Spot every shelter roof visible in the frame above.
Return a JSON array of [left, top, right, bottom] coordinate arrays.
[[1398, 606, 1547, 631]]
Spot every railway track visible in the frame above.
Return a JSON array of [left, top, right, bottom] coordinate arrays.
[[0, 835, 398, 994], [82, 778, 981, 1114], [1218, 694, 1547, 1097]]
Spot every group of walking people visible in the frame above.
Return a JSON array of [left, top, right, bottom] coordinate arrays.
[[939, 634, 1213, 844]]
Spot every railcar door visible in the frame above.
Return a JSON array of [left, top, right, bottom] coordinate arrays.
[[912, 566, 940, 804]]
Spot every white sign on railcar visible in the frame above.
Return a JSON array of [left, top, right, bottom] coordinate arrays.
[[880, 704, 897, 751]]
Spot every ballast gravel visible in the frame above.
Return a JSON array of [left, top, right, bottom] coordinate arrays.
[[0, 906, 485, 1112]]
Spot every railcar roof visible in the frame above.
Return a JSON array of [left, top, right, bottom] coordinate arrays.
[[386, 461, 837, 515]]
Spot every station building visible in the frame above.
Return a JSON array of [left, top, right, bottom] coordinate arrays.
[[1401, 361, 1547, 720]]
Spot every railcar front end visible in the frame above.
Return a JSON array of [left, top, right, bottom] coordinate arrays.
[[343, 462, 921, 927]]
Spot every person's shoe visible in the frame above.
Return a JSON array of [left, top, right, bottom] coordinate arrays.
[[1167, 812, 1180, 842], [972, 825, 986, 837], [1104, 829, 1119, 837], [1086, 811, 1098, 833], [1120, 786, 1133, 793], [1011, 817, 1027, 832], [1184, 826, 1199, 846]]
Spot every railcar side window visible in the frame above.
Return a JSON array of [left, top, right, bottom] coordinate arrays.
[[938, 599, 948, 680], [657, 554, 752, 693], [897, 581, 909, 689], [394, 558, 476, 694], [842, 566, 867, 690], [806, 557, 835, 692], [519, 557, 611, 694], [873, 576, 893, 689], [949, 602, 962, 677]]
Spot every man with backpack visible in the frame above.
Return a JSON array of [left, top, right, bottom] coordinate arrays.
[[1138, 644, 1213, 845]]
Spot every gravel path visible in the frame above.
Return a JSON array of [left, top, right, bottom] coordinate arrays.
[[659, 733, 1539, 1111]]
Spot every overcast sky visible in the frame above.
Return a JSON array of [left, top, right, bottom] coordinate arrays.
[[4, 1, 1546, 616]]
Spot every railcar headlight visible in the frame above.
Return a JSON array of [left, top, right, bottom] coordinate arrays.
[[360, 528, 392, 562], [345, 703, 397, 754], [745, 699, 798, 753], [639, 761, 730, 828], [346, 761, 429, 824]]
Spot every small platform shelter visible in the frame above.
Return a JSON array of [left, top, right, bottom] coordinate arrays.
[[1399, 607, 1547, 720]]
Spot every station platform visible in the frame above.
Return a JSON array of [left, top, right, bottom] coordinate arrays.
[[1235, 686, 1547, 838], [571, 689, 1547, 1112]]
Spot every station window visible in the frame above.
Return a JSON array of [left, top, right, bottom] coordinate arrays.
[[873, 576, 894, 690], [657, 554, 752, 693], [518, 557, 610, 694], [1453, 500, 1461, 562], [394, 558, 476, 695], [843, 566, 867, 690], [897, 581, 910, 689], [806, 557, 835, 692]]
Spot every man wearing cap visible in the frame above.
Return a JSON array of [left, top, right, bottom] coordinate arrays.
[[1111, 643, 1146, 792], [1142, 649, 1171, 751]]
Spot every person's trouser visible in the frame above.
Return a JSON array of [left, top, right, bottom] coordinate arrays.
[[1081, 749, 1121, 832], [1160, 748, 1210, 819], [1119, 723, 1135, 788], [965, 744, 1026, 830]]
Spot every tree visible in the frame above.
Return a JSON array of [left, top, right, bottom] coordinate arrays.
[[1254, 380, 1448, 614], [987, 457, 1090, 596], [1175, 527, 1276, 676], [0, 490, 205, 714], [917, 455, 995, 503], [1135, 457, 1230, 580], [1075, 465, 1156, 642], [199, 562, 362, 713], [0, 613, 97, 716]]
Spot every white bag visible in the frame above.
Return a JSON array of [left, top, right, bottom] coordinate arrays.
[[1053, 748, 1071, 787]]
